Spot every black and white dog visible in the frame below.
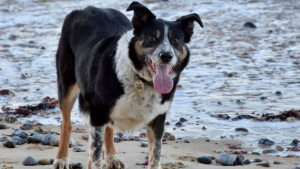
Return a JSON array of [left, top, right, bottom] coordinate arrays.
[[53, 1, 203, 169]]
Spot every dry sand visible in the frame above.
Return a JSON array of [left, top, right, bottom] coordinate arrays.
[[0, 123, 299, 169]]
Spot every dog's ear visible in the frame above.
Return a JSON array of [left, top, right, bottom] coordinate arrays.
[[126, 1, 156, 33], [177, 13, 203, 43]]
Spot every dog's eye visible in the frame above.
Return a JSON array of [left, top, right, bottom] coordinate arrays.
[[172, 38, 180, 44], [148, 36, 156, 42]]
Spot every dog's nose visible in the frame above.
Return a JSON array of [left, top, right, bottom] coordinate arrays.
[[159, 52, 172, 63]]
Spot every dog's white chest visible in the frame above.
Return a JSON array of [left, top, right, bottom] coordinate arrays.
[[110, 84, 170, 131]]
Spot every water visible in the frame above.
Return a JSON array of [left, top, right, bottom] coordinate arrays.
[[1, 0, 300, 155]]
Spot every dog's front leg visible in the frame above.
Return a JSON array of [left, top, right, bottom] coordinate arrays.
[[146, 114, 166, 169], [88, 125, 104, 169]]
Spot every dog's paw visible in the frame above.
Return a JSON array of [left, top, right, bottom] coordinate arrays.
[[52, 158, 69, 169], [105, 155, 125, 169]]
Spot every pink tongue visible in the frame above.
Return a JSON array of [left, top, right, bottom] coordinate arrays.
[[153, 65, 173, 94]]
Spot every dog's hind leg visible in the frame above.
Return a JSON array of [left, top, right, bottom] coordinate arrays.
[[53, 83, 80, 169], [104, 126, 125, 169], [146, 114, 166, 169], [88, 125, 105, 169]]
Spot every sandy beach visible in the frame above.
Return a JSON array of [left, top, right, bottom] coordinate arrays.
[[0, 123, 299, 169]]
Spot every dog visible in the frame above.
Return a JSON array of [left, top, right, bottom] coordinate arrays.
[[53, 1, 203, 169]]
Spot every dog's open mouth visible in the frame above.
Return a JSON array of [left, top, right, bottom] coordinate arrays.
[[147, 57, 174, 94]]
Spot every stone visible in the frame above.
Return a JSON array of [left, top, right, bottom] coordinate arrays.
[[291, 139, 299, 146], [256, 161, 270, 167], [262, 149, 276, 154], [273, 161, 281, 164], [139, 132, 147, 137], [0, 123, 9, 129], [235, 155, 244, 165], [275, 146, 284, 151], [50, 140, 59, 147], [254, 159, 263, 162], [197, 156, 212, 164], [3, 140, 16, 148], [27, 136, 41, 144], [32, 134, 44, 142], [243, 22, 256, 29], [141, 142, 148, 147], [73, 148, 85, 152], [167, 135, 176, 141], [11, 136, 27, 144], [22, 156, 38, 166], [296, 164, 300, 169], [71, 163, 83, 169], [20, 123, 33, 130], [244, 159, 251, 165], [179, 117, 188, 123], [251, 152, 261, 155], [175, 122, 182, 127], [275, 91, 282, 96], [50, 159, 54, 164], [38, 159, 51, 165], [258, 138, 275, 146], [235, 128, 248, 132], [183, 140, 191, 143], [69, 138, 77, 148], [0, 136, 9, 142], [41, 134, 54, 145], [12, 129, 28, 139], [216, 153, 234, 166]]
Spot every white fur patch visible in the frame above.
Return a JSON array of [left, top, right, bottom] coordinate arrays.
[[113, 30, 171, 131], [52, 157, 69, 169]]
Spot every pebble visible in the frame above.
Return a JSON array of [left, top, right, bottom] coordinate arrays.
[[216, 153, 234, 166], [275, 91, 282, 96], [235, 155, 244, 165], [12, 136, 27, 144], [179, 117, 188, 123], [167, 135, 176, 141], [175, 122, 182, 127], [50, 140, 59, 147], [41, 134, 54, 145], [114, 137, 121, 143], [243, 22, 257, 29], [0, 123, 9, 129], [3, 140, 16, 148], [258, 138, 275, 146], [50, 159, 54, 164], [70, 163, 83, 169], [197, 156, 212, 164], [251, 152, 261, 155], [139, 132, 147, 137], [165, 121, 170, 125], [275, 146, 284, 151], [254, 159, 263, 162], [256, 161, 270, 167], [273, 161, 281, 164], [141, 142, 148, 147], [73, 148, 85, 152], [262, 149, 276, 154], [27, 136, 41, 144], [5, 117, 17, 123], [260, 96, 268, 100], [38, 159, 51, 165], [22, 156, 38, 166], [244, 159, 251, 165], [235, 128, 248, 132], [12, 129, 28, 139], [296, 164, 300, 169], [69, 138, 77, 148], [32, 134, 44, 142], [183, 140, 191, 143], [291, 139, 299, 146], [20, 123, 33, 130], [0, 136, 9, 142]]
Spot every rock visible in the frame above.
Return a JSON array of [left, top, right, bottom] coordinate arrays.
[[145, 155, 149, 159], [251, 152, 261, 155], [12, 136, 27, 144], [41, 134, 54, 145], [260, 96, 268, 100], [0, 123, 9, 129], [256, 161, 270, 167], [141, 142, 148, 147], [139, 132, 147, 137], [258, 138, 275, 146], [179, 117, 188, 123], [5, 117, 17, 123], [38, 159, 51, 165], [116, 132, 123, 137], [235, 155, 244, 165], [50, 140, 59, 147], [80, 134, 88, 140], [27, 136, 41, 144], [20, 123, 33, 130], [3, 140, 16, 148], [254, 159, 263, 162], [114, 137, 121, 143], [183, 139, 191, 143], [175, 122, 182, 127], [235, 128, 248, 132], [22, 156, 38, 166], [197, 156, 212, 164], [291, 139, 299, 146], [275, 91, 282, 96], [0, 136, 9, 142], [165, 121, 170, 125], [167, 135, 176, 141], [70, 163, 83, 169], [12, 129, 28, 139], [273, 161, 281, 164], [262, 149, 276, 154], [73, 148, 85, 152], [69, 138, 77, 148], [243, 22, 256, 29], [32, 134, 44, 142], [216, 153, 234, 166], [275, 146, 284, 151], [50, 159, 54, 164], [296, 164, 300, 169], [244, 159, 251, 165]]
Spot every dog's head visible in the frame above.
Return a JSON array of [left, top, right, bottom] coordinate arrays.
[[127, 1, 203, 94]]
